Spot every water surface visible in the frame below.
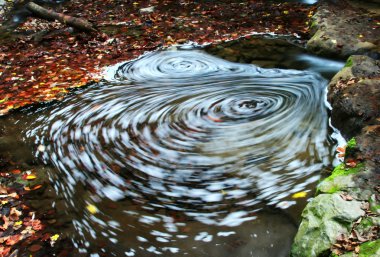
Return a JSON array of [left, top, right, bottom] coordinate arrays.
[[18, 49, 335, 256]]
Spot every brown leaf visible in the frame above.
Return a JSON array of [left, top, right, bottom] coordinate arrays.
[[6, 234, 22, 246], [0, 186, 7, 194], [0, 236, 10, 244], [0, 246, 11, 256], [0, 216, 9, 231], [9, 208, 22, 221], [24, 219, 43, 231]]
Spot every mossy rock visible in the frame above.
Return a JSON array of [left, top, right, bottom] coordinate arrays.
[[359, 240, 380, 257], [333, 239, 380, 257], [356, 216, 380, 235], [291, 194, 365, 257], [317, 163, 364, 194]]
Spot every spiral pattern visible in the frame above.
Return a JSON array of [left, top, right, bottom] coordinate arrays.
[[27, 50, 331, 253]]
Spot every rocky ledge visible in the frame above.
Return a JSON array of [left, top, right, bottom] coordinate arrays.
[[291, 1, 380, 256], [292, 56, 380, 257], [306, 0, 380, 59]]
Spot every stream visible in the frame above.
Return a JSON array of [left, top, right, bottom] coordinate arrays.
[[0, 38, 345, 256]]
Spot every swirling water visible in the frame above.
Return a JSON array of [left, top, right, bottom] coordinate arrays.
[[23, 49, 335, 256]]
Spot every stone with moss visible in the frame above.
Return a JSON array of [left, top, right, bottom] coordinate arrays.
[[291, 193, 365, 257], [317, 163, 364, 194], [359, 239, 380, 257], [344, 57, 354, 68], [334, 239, 380, 257]]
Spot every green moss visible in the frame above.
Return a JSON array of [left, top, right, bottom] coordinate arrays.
[[325, 163, 363, 182], [359, 240, 380, 257], [361, 218, 374, 228], [347, 138, 357, 149], [371, 204, 380, 213], [344, 57, 354, 68], [316, 163, 364, 195], [321, 185, 340, 194], [309, 20, 318, 29]]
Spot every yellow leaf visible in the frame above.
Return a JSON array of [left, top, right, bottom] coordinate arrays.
[[283, 10, 289, 15], [292, 191, 307, 199], [26, 174, 37, 180], [86, 204, 98, 214], [15, 221, 23, 226], [50, 234, 59, 241]]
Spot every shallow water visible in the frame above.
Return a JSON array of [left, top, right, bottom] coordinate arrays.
[[1, 46, 344, 256]]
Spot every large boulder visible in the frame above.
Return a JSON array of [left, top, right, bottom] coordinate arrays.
[[291, 193, 365, 257], [328, 55, 380, 139]]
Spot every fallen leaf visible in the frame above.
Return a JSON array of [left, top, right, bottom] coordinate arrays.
[[50, 234, 59, 241], [86, 204, 98, 214], [292, 191, 307, 199], [0, 215, 9, 231], [6, 234, 22, 246], [9, 207, 22, 221]]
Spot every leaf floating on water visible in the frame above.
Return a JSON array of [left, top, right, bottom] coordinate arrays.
[[50, 234, 59, 241], [291, 191, 307, 199], [25, 174, 37, 180], [86, 204, 98, 214]]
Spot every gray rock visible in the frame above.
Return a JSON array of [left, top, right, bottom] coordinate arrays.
[[291, 193, 365, 257], [317, 173, 357, 194], [307, 0, 380, 59]]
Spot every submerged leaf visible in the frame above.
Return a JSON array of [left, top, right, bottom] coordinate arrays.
[[291, 191, 307, 199]]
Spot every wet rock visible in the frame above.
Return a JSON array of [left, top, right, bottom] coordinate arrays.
[[317, 172, 357, 194], [291, 193, 365, 257], [328, 55, 380, 139], [205, 37, 306, 68], [307, 0, 380, 59], [357, 125, 380, 169], [356, 216, 380, 235], [317, 164, 377, 200]]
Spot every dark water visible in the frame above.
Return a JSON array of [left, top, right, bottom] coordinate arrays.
[[1, 46, 344, 256]]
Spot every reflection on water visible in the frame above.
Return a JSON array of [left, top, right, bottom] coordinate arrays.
[[20, 49, 335, 256]]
